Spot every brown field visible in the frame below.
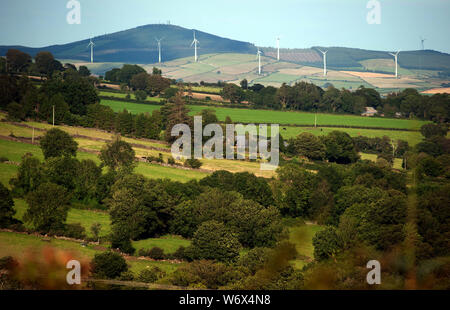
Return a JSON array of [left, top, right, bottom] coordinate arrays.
[[279, 66, 323, 76], [365, 77, 422, 89], [421, 87, 450, 94], [219, 62, 259, 75], [341, 71, 395, 78], [183, 91, 224, 101]]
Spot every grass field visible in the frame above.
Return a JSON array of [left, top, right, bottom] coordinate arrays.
[[13, 199, 112, 238], [0, 231, 183, 275], [99, 91, 164, 103], [280, 126, 424, 146], [289, 223, 324, 269], [0, 139, 208, 183], [101, 99, 428, 130]]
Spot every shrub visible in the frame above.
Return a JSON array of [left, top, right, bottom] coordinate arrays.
[[90, 251, 128, 279], [135, 90, 148, 102], [138, 267, 166, 283], [184, 158, 202, 169], [64, 223, 86, 240], [147, 247, 165, 260], [167, 156, 176, 165], [173, 246, 187, 260], [0, 156, 8, 163], [118, 271, 134, 281]]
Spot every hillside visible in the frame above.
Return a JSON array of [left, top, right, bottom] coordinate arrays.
[[0, 24, 256, 63]]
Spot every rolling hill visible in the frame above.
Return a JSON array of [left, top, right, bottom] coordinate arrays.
[[0, 24, 256, 63]]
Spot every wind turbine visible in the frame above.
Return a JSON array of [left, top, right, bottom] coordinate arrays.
[[389, 51, 400, 78], [276, 37, 280, 61], [420, 37, 426, 50], [318, 49, 328, 77], [87, 38, 95, 63], [257, 48, 262, 75], [191, 31, 199, 62], [155, 37, 163, 63]]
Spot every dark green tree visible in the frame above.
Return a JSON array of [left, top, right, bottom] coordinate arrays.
[[99, 137, 135, 173], [0, 183, 18, 228], [39, 128, 78, 159], [90, 251, 128, 279], [24, 183, 70, 233]]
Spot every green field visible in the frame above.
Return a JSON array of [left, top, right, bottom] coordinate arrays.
[[99, 91, 164, 103], [280, 126, 423, 146], [0, 139, 208, 183], [101, 99, 428, 130], [289, 223, 324, 269], [133, 236, 191, 254], [13, 199, 112, 238], [0, 231, 183, 275]]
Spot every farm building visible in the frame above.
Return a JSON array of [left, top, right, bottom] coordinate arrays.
[[361, 107, 378, 117]]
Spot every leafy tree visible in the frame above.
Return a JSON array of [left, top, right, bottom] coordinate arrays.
[[130, 72, 149, 91], [90, 251, 128, 279], [135, 90, 147, 101], [10, 153, 43, 196], [152, 67, 162, 75], [39, 128, 78, 159], [221, 84, 245, 104], [188, 220, 241, 262], [24, 183, 70, 233], [147, 74, 171, 96], [312, 226, 342, 261], [110, 224, 135, 255], [42, 156, 79, 192], [271, 164, 317, 217], [117, 64, 146, 85], [289, 132, 326, 160], [6, 49, 32, 72], [6, 102, 26, 121], [0, 183, 18, 228], [35, 51, 62, 76], [138, 267, 166, 283], [165, 92, 191, 142], [39, 94, 70, 125], [73, 159, 102, 199], [91, 222, 102, 242], [322, 131, 359, 164], [240, 79, 248, 89], [99, 137, 135, 173], [78, 66, 91, 77], [420, 123, 447, 139]]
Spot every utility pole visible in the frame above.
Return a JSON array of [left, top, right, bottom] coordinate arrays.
[[32, 128, 35, 144], [52, 105, 55, 127]]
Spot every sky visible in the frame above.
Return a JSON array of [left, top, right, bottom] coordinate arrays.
[[0, 0, 449, 53]]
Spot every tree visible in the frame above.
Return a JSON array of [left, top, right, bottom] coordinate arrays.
[[117, 64, 146, 85], [39, 128, 78, 159], [322, 131, 359, 164], [147, 74, 171, 96], [73, 159, 102, 199], [0, 183, 17, 228], [78, 66, 91, 77], [271, 164, 317, 217], [420, 123, 447, 139], [130, 72, 149, 91], [289, 132, 326, 160], [39, 94, 70, 125], [221, 84, 245, 104], [90, 251, 128, 279], [188, 220, 241, 262], [135, 90, 147, 101], [6, 49, 32, 72], [99, 137, 136, 173], [240, 79, 248, 89], [152, 67, 162, 75], [165, 92, 191, 142], [9, 153, 43, 196], [110, 224, 135, 255], [6, 102, 26, 121], [35, 51, 62, 76], [312, 226, 342, 261], [24, 183, 70, 233], [91, 222, 102, 243]]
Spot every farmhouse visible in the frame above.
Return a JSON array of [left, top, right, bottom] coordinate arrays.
[[361, 107, 378, 117]]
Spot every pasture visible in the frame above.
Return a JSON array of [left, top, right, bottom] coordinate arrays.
[[101, 99, 428, 130]]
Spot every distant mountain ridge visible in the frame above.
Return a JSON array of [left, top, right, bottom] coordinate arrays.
[[1, 24, 449, 72], [0, 24, 256, 63]]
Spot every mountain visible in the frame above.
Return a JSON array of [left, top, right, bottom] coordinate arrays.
[[1, 24, 449, 74], [0, 24, 256, 64]]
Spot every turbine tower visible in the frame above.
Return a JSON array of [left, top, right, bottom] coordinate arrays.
[[276, 37, 280, 61], [155, 37, 163, 63], [318, 49, 328, 77], [389, 51, 400, 78], [257, 48, 262, 75], [87, 38, 95, 63], [420, 37, 426, 50], [191, 31, 200, 62]]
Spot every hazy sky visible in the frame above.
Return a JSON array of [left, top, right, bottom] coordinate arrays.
[[1, 0, 449, 53]]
